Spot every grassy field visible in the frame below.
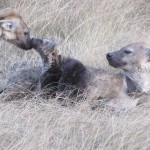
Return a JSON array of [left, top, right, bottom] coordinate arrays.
[[0, 0, 150, 149]]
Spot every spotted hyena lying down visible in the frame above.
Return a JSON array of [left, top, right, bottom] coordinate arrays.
[[88, 42, 150, 107], [32, 38, 90, 99]]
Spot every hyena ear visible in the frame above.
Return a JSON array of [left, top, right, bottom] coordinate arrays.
[[0, 8, 21, 32], [48, 37, 57, 53], [0, 20, 17, 32]]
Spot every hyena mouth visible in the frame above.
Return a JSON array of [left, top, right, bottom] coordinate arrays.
[[108, 60, 127, 68], [19, 44, 32, 50], [9, 39, 32, 50]]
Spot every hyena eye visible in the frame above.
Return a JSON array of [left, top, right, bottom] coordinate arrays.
[[40, 40, 43, 44], [124, 50, 132, 54], [24, 32, 29, 36]]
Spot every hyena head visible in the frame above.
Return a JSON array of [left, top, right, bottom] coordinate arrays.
[[106, 43, 150, 71], [32, 37, 57, 58], [32, 37, 57, 71], [0, 8, 32, 50]]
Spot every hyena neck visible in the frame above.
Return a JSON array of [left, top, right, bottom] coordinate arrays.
[[123, 67, 150, 93], [50, 56, 60, 71], [35, 48, 52, 73], [43, 54, 61, 75]]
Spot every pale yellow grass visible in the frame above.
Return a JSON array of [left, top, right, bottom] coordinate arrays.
[[0, 0, 150, 149]]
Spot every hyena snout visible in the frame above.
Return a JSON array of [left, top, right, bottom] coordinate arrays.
[[31, 38, 43, 48], [106, 52, 114, 59], [17, 36, 32, 50], [106, 52, 117, 63], [106, 51, 126, 68]]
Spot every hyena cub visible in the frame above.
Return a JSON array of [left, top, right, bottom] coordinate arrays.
[[33, 39, 90, 102], [32, 38, 90, 99], [0, 38, 57, 101], [32, 38, 62, 97]]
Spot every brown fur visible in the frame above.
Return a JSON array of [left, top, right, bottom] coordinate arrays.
[[87, 73, 126, 100], [0, 8, 32, 50]]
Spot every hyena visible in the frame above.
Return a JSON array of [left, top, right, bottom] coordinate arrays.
[[88, 42, 150, 103], [0, 7, 32, 50], [86, 43, 150, 110], [32, 38, 90, 99], [32, 38, 62, 97]]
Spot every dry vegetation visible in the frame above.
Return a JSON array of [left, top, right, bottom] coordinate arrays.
[[0, 0, 150, 149]]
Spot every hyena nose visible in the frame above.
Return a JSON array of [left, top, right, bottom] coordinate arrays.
[[106, 53, 113, 59]]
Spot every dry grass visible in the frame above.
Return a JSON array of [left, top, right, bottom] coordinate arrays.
[[0, 0, 150, 149]]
